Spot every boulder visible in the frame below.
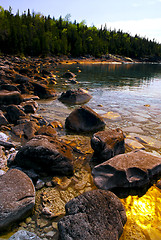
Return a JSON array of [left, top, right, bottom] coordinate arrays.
[[13, 135, 74, 176], [6, 105, 26, 124], [65, 106, 105, 133], [0, 84, 19, 92], [21, 100, 38, 114], [12, 121, 39, 140], [91, 128, 125, 163], [0, 169, 35, 232], [92, 150, 161, 191], [58, 189, 127, 240], [32, 82, 56, 99], [8, 230, 41, 240], [0, 90, 23, 105], [59, 88, 92, 105], [0, 110, 8, 126], [62, 71, 76, 79], [36, 125, 57, 137]]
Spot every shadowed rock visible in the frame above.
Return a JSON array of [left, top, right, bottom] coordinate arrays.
[[59, 88, 92, 105], [58, 189, 127, 240], [0, 169, 35, 232], [65, 106, 105, 133], [6, 105, 26, 124], [13, 135, 74, 176], [62, 71, 76, 79], [0, 90, 23, 105], [0, 110, 8, 126], [92, 150, 161, 191], [91, 128, 125, 164]]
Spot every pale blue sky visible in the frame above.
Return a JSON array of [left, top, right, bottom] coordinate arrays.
[[1, 0, 161, 42]]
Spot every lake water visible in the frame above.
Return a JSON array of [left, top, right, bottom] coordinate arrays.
[[37, 63, 161, 240]]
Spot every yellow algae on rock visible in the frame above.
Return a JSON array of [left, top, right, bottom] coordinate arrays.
[[102, 111, 122, 121]]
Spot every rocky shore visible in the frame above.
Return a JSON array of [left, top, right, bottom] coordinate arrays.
[[0, 55, 161, 240]]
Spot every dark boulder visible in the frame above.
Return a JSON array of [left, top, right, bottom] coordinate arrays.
[[21, 100, 38, 114], [0, 84, 19, 92], [0, 90, 23, 105], [0, 169, 35, 232], [59, 88, 92, 105], [32, 82, 57, 99], [13, 135, 74, 176], [92, 150, 161, 191], [6, 105, 26, 124], [58, 189, 127, 240], [91, 128, 125, 164], [62, 71, 76, 79], [65, 106, 106, 133]]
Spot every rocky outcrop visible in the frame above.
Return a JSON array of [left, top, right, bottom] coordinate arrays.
[[91, 128, 125, 164], [0, 90, 23, 105], [59, 88, 92, 105], [0, 169, 35, 232], [13, 135, 74, 176], [92, 150, 161, 190], [8, 230, 42, 240], [58, 189, 127, 240], [65, 106, 106, 133]]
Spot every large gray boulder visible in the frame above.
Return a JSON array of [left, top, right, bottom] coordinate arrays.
[[59, 88, 92, 105], [0, 169, 35, 232], [13, 135, 74, 176], [92, 150, 161, 190], [91, 128, 125, 164], [58, 189, 127, 240], [65, 106, 105, 133]]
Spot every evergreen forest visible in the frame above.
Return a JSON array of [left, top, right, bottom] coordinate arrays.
[[0, 6, 161, 59]]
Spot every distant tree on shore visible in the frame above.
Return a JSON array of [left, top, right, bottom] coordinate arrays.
[[0, 6, 161, 59]]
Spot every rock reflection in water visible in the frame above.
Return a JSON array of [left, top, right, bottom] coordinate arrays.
[[120, 185, 161, 240]]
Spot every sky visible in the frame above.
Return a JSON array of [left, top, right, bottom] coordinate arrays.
[[1, 0, 161, 43]]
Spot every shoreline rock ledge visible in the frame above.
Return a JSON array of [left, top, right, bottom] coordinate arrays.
[[58, 189, 127, 240], [92, 150, 161, 191], [0, 169, 35, 232]]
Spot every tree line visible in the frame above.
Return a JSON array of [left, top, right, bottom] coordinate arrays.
[[0, 6, 161, 59]]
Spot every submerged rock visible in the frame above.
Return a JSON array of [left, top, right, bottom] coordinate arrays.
[[13, 135, 74, 176], [91, 128, 125, 164], [58, 189, 127, 240], [59, 88, 92, 105], [65, 106, 105, 133], [0, 169, 35, 232], [92, 150, 161, 191]]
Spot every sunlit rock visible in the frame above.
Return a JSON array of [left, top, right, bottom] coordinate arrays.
[[92, 150, 161, 190], [125, 138, 145, 150], [58, 189, 127, 240], [91, 128, 125, 164], [0, 90, 23, 105], [0, 169, 35, 232]]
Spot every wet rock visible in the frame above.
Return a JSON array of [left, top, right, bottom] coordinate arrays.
[[0, 84, 19, 92], [65, 106, 105, 133], [58, 189, 127, 240], [59, 88, 92, 105], [35, 179, 45, 190], [36, 125, 57, 137], [62, 71, 76, 79], [6, 105, 26, 124], [8, 230, 41, 240], [13, 135, 74, 176], [122, 126, 144, 134], [21, 100, 38, 114], [12, 121, 39, 140], [0, 110, 8, 126], [0, 90, 23, 105], [0, 169, 35, 232], [92, 150, 161, 190], [91, 128, 125, 163], [125, 138, 145, 150]]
